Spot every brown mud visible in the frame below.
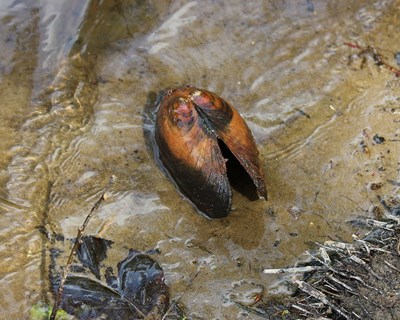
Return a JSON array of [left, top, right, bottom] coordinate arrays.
[[0, 1, 400, 319]]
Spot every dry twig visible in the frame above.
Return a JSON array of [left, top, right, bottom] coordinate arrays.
[[263, 265, 324, 274], [294, 279, 352, 319]]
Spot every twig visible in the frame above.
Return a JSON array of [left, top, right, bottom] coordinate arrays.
[[354, 239, 371, 255], [397, 238, 400, 256], [320, 240, 355, 252], [263, 265, 324, 274], [230, 300, 269, 317], [351, 311, 363, 319], [349, 255, 381, 280], [309, 255, 378, 291], [365, 219, 395, 230], [161, 270, 200, 320], [49, 176, 116, 320], [318, 285, 342, 298], [383, 260, 400, 272], [323, 282, 340, 294], [326, 275, 355, 293], [291, 304, 315, 316], [345, 42, 400, 77], [355, 298, 374, 320], [318, 247, 331, 265], [294, 279, 352, 319], [344, 42, 362, 49]]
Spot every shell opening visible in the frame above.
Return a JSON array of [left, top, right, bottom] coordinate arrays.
[[217, 139, 259, 201]]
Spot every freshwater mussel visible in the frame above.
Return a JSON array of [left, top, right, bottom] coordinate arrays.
[[155, 86, 267, 219]]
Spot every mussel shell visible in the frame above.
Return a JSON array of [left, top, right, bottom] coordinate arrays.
[[191, 89, 267, 199], [155, 86, 266, 219]]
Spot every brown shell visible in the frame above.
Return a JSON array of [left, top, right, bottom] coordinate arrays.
[[155, 86, 267, 219]]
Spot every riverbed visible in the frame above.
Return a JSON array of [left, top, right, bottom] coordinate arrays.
[[0, 0, 399, 318]]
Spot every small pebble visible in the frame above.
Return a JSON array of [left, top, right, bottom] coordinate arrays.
[[235, 257, 244, 267], [306, 0, 315, 12], [369, 182, 382, 190], [395, 52, 400, 66], [373, 134, 385, 144]]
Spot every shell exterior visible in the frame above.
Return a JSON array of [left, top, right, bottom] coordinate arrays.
[[155, 86, 267, 219]]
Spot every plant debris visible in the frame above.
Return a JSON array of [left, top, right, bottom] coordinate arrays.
[[50, 176, 116, 320], [76, 236, 113, 279], [51, 237, 170, 320], [260, 195, 400, 319], [373, 134, 386, 145], [345, 42, 400, 77], [49, 176, 173, 319]]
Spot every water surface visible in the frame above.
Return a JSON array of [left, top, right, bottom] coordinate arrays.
[[0, 0, 399, 318]]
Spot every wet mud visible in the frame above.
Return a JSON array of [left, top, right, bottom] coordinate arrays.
[[0, 0, 399, 318]]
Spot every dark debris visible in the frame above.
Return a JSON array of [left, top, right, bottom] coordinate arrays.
[[373, 134, 385, 144]]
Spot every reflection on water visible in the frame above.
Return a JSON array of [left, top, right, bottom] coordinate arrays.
[[0, 0, 399, 318]]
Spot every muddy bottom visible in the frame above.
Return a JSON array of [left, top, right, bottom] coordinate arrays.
[[0, 0, 400, 319]]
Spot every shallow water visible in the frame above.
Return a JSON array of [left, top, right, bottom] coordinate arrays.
[[0, 0, 399, 318]]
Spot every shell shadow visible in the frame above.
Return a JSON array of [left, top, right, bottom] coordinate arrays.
[[142, 90, 164, 161]]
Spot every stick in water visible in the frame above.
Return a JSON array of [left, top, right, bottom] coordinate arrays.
[[50, 175, 116, 320]]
